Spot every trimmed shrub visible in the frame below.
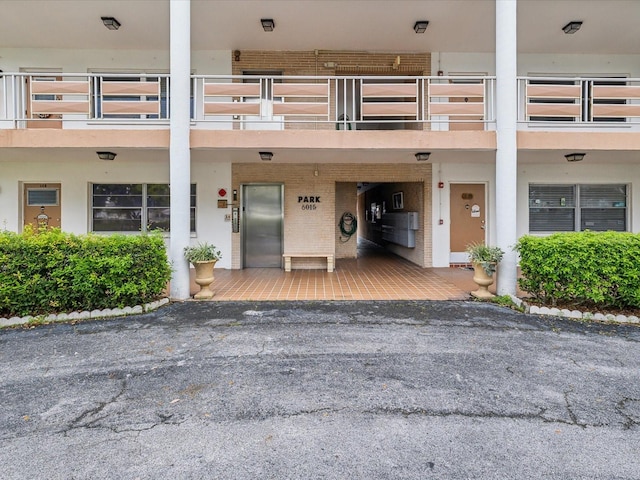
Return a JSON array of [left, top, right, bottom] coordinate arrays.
[[0, 228, 171, 317], [515, 232, 640, 309]]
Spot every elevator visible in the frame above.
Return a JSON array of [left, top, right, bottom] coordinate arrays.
[[242, 184, 284, 268]]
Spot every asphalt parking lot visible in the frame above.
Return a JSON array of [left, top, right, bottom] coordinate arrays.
[[1, 300, 639, 479]]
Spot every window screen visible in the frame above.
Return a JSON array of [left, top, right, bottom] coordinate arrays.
[[529, 184, 627, 232], [27, 188, 59, 206], [529, 185, 575, 231], [92, 183, 196, 233], [580, 184, 626, 231]]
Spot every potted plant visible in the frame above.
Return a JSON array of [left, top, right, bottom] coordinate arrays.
[[184, 242, 222, 299], [465, 242, 504, 299]]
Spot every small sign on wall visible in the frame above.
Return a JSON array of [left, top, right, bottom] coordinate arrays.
[[218, 199, 228, 208], [298, 195, 321, 211], [471, 204, 480, 217]]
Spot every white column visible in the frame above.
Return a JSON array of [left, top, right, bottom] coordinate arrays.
[[495, 0, 518, 296], [169, 0, 191, 300]]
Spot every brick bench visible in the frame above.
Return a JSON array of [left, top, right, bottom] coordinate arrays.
[[283, 253, 335, 272]]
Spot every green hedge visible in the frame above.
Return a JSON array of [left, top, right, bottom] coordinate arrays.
[[0, 228, 172, 317], [515, 232, 640, 309]]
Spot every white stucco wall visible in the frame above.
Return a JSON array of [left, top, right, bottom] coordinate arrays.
[[432, 52, 640, 77], [517, 162, 640, 238], [0, 154, 233, 269], [431, 162, 496, 267], [0, 47, 231, 74], [430, 160, 640, 267]]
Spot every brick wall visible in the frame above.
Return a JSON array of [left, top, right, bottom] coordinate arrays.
[[231, 50, 431, 131], [231, 50, 431, 76], [335, 182, 358, 259]]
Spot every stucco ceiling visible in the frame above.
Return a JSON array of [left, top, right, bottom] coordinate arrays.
[[0, 0, 639, 54]]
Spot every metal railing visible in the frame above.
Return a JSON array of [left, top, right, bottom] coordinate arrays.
[[4, 73, 640, 130], [193, 75, 496, 130], [518, 76, 640, 126], [0, 72, 171, 127], [0, 72, 496, 131]]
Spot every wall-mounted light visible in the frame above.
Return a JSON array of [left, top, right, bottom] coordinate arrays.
[[259, 151, 273, 161], [234, 50, 241, 62], [562, 21, 582, 34], [97, 151, 117, 161], [415, 152, 431, 162], [261, 19, 275, 32], [565, 152, 585, 162], [414, 21, 429, 33], [101, 16, 121, 30]]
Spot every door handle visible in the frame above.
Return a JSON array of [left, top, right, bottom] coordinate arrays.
[[480, 220, 485, 230]]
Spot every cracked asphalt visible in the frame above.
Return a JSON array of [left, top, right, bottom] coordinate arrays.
[[1, 300, 640, 479]]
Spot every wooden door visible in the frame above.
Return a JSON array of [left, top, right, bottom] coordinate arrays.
[[450, 183, 485, 253], [23, 183, 61, 229], [25, 75, 63, 129]]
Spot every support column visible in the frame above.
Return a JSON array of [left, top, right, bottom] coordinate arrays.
[[495, 0, 518, 296], [169, 0, 191, 300]]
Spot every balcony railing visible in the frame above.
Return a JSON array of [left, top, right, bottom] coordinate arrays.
[[0, 72, 495, 131], [3, 73, 639, 131], [195, 75, 495, 131], [0, 73, 170, 127], [518, 76, 640, 127]]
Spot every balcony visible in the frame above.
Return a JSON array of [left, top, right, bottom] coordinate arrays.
[[518, 76, 640, 131], [2, 73, 640, 132], [0, 72, 495, 132]]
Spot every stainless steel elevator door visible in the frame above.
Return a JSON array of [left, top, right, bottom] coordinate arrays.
[[242, 184, 284, 268]]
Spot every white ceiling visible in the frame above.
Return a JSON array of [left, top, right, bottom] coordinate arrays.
[[0, 0, 639, 54]]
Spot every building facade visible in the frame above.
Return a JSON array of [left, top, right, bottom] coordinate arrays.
[[1, 0, 639, 299]]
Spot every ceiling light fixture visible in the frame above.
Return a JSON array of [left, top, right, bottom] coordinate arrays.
[[97, 151, 117, 161], [101, 16, 121, 30], [414, 21, 429, 33], [562, 21, 582, 34], [259, 151, 273, 161], [565, 152, 585, 162], [415, 152, 431, 162], [261, 19, 275, 32]]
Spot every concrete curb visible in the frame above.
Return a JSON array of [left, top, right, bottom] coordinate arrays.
[[0, 298, 171, 328], [518, 296, 639, 325]]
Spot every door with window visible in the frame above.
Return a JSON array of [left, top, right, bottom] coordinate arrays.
[[23, 183, 61, 229], [450, 183, 486, 262]]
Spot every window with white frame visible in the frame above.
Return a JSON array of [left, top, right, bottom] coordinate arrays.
[[529, 184, 627, 232], [92, 183, 196, 232]]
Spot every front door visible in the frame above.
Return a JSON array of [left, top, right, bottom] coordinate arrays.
[[23, 183, 61, 229], [24, 73, 63, 129], [450, 183, 485, 262], [242, 184, 283, 268]]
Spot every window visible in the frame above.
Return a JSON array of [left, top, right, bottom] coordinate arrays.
[[91, 74, 177, 120], [590, 79, 627, 123], [529, 184, 627, 232], [27, 188, 59, 206], [527, 79, 579, 122], [92, 183, 196, 232]]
